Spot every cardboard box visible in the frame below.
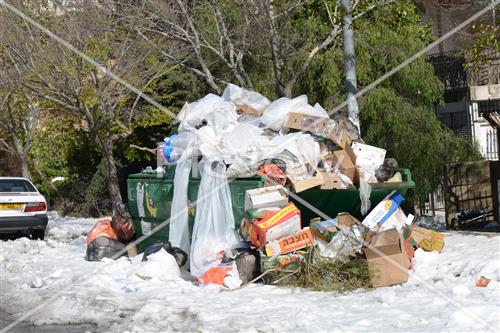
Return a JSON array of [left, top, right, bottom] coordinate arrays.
[[361, 190, 405, 231], [284, 112, 336, 138], [319, 172, 346, 190], [353, 166, 379, 186], [310, 213, 365, 242], [410, 226, 445, 253], [331, 150, 356, 181], [351, 142, 386, 171], [290, 173, 324, 193], [236, 104, 262, 116], [250, 203, 302, 248], [330, 131, 356, 162], [244, 185, 288, 211], [363, 228, 410, 287], [265, 227, 314, 256], [260, 252, 309, 273]]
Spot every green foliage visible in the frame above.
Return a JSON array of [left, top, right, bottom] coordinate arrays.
[[289, 0, 480, 197], [463, 21, 500, 69], [360, 87, 481, 198], [268, 248, 371, 292], [30, 110, 100, 203]]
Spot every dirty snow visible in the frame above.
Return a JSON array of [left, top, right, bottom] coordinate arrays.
[[0, 217, 499, 332]]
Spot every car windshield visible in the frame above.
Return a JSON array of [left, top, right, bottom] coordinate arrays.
[[0, 179, 37, 193]]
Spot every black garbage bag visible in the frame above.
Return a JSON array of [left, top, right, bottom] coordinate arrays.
[[142, 242, 188, 267], [375, 158, 399, 182], [221, 243, 260, 284], [86, 236, 126, 261]]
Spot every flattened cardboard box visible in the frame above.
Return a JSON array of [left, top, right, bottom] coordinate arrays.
[[310, 213, 364, 242], [411, 226, 445, 253], [318, 172, 346, 190], [285, 112, 336, 138], [265, 227, 314, 256], [290, 173, 324, 193], [236, 104, 262, 116], [363, 228, 409, 288], [331, 150, 356, 181]]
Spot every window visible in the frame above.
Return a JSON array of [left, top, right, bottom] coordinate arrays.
[[0, 179, 37, 193]]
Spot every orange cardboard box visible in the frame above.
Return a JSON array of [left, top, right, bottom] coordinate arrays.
[[265, 227, 314, 256], [250, 203, 302, 248]]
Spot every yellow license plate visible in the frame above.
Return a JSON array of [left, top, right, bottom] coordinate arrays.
[[0, 203, 23, 210]]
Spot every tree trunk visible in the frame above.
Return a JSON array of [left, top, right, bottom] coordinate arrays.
[[12, 137, 31, 179], [20, 155, 31, 179], [100, 138, 123, 204]]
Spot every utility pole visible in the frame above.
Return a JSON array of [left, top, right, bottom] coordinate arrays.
[[341, 0, 360, 132]]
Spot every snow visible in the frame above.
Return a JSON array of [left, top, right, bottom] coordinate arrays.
[[1, 217, 499, 332]]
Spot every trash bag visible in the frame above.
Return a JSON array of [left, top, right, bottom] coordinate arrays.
[[111, 203, 135, 242], [256, 163, 287, 186], [375, 158, 399, 182], [222, 83, 271, 112], [169, 152, 193, 257], [86, 236, 126, 261], [86, 219, 119, 245], [260, 95, 326, 131], [190, 161, 242, 277], [142, 242, 188, 268]]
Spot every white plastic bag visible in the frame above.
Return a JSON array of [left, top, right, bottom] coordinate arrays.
[[168, 153, 192, 257], [317, 224, 365, 262], [260, 95, 328, 131], [222, 83, 271, 112], [190, 161, 241, 277]]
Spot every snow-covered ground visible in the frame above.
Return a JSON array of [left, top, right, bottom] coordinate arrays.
[[1, 217, 499, 332]]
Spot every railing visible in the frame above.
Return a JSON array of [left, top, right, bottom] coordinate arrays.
[[486, 128, 499, 160], [427, 49, 500, 90], [427, 50, 468, 91]]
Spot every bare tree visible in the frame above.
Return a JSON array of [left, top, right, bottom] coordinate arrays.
[[0, 0, 168, 203], [136, 0, 389, 98]]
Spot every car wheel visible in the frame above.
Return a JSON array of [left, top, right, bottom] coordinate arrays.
[[31, 229, 46, 240]]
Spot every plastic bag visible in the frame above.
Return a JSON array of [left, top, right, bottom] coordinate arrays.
[[86, 219, 119, 245], [260, 95, 328, 131], [222, 83, 271, 112], [190, 161, 242, 277], [111, 203, 135, 242], [86, 236, 125, 261], [169, 152, 193, 257], [317, 224, 365, 262], [142, 242, 188, 268]]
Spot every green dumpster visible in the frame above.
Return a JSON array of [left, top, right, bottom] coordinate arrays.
[[127, 167, 414, 253], [127, 168, 265, 252], [291, 169, 415, 223]]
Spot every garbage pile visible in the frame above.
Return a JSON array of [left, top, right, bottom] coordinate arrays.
[[87, 84, 446, 291]]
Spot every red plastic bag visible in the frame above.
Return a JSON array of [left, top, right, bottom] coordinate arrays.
[[256, 164, 287, 187], [197, 264, 233, 285], [86, 219, 119, 245]]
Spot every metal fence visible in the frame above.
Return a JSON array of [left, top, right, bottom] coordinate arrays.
[[486, 128, 499, 160], [419, 185, 446, 217]]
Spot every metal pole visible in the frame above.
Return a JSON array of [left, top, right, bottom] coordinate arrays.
[[341, 0, 360, 130]]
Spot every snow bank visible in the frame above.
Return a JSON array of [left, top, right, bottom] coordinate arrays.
[[0, 217, 499, 332]]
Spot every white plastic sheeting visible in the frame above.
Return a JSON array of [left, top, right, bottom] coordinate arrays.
[[189, 161, 242, 277]]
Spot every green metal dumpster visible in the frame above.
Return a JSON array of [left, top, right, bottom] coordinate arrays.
[[127, 168, 265, 252], [127, 167, 414, 252], [291, 169, 415, 223]]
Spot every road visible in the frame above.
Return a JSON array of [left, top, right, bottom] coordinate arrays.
[[0, 311, 97, 333]]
